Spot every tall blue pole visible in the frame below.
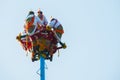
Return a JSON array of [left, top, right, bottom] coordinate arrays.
[[40, 56, 45, 80]]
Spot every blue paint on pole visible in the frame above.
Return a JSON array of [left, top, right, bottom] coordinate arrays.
[[40, 56, 45, 80]]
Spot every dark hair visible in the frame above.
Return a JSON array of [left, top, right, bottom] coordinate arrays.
[[28, 11, 34, 15], [51, 18, 56, 21]]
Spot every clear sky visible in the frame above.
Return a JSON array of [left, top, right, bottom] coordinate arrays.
[[0, 0, 120, 80]]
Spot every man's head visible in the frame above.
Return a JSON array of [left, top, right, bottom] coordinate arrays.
[[37, 9, 43, 16]]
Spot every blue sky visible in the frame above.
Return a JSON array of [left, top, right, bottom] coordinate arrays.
[[0, 0, 120, 80]]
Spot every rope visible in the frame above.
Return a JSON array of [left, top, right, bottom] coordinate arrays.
[[36, 62, 48, 76], [58, 49, 60, 57]]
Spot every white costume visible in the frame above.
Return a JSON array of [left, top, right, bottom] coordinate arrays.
[[48, 18, 63, 43], [25, 14, 43, 35]]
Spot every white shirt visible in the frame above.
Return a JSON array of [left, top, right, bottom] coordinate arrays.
[[38, 15, 48, 26], [33, 16, 42, 27], [49, 19, 61, 28]]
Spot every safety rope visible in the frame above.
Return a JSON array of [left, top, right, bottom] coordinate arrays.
[[36, 62, 48, 76]]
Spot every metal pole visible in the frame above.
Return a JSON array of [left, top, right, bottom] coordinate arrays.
[[40, 56, 45, 80]]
